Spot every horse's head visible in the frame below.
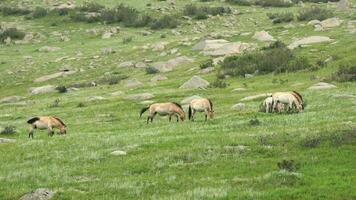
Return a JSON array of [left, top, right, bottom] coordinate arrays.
[[180, 112, 186, 121], [209, 110, 214, 119]]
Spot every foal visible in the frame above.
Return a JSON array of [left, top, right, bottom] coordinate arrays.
[[140, 102, 185, 123], [27, 116, 67, 138], [188, 98, 214, 121]]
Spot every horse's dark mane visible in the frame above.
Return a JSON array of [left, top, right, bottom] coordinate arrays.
[[171, 102, 183, 109], [292, 91, 303, 101], [208, 99, 213, 111], [54, 117, 66, 127], [27, 117, 39, 124]]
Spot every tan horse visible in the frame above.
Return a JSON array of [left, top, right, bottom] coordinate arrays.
[[272, 91, 303, 113], [188, 98, 214, 121], [140, 102, 185, 123], [27, 116, 67, 138]]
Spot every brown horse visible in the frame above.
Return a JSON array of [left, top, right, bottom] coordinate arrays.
[[271, 91, 304, 113], [27, 116, 67, 138], [140, 102, 185, 123], [188, 98, 214, 121]]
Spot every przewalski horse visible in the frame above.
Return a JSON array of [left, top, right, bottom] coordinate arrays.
[[271, 91, 304, 113], [262, 97, 273, 113], [27, 116, 67, 138], [140, 102, 185, 124], [188, 98, 214, 121]]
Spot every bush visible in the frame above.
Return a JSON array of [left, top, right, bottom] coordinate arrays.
[[200, 59, 213, 69], [79, 2, 104, 12], [56, 86, 67, 93], [257, 0, 293, 7], [49, 99, 60, 108], [150, 15, 179, 29], [0, 6, 31, 16], [277, 160, 299, 172], [267, 12, 294, 23], [0, 125, 16, 135], [32, 7, 48, 18], [183, 4, 231, 20], [0, 27, 25, 42], [210, 78, 228, 88], [220, 41, 311, 77], [297, 7, 333, 21], [249, 116, 260, 126], [332, 64, 356, 82], [122, 36, 133, 44], [146, 67, 159, 74], [226, 0, 254, 6]]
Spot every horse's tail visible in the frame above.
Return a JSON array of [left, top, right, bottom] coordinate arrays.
[[27, 117, 39, 124], [188, 105, 192, 120], [54, 117, 66, 127], [207, 98, 213, 111], [140, 106, 150, 118]]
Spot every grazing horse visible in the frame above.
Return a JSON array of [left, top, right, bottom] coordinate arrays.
[[140, 102, 185, 123], [27, 116, 67, 138], [262, 97, 273, 113], [271, 91, 303, 113], [188, 98, 214, 121]]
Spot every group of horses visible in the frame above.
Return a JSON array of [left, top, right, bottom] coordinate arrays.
[[26, 91, 304, 138]]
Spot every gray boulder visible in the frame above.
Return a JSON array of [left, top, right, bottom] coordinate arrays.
[[180, 95, 203, 105], [19, 188, 54, 200], [308, 82, 337, 90], [232, 103, 246, 110], [0, 138, 16, 143], [110, 150, 127, 156], [34, 70, 76, 83], [179, 76, 210, 89], [38, 46, 61, 52], [252, 31, 275, 42], [118, 61, 135, 68], [124, 79, 143, 88], [320, 18, 342, 29], [152, 56, 193, 73], [288, 36, 333, 49], [240, 93, 272, 101], [29, 85, 57, 95], [0, 96, 24, 104], [124, 93, 154, 101], [151, 75, 168, 82]]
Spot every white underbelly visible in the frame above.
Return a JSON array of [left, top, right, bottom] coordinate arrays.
[[34, 121, 48, 129]]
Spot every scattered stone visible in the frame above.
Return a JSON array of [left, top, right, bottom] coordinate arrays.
[[38, 46, 61, 52], [135, 62, 146, 68], [110, 150, 127, 156], [245, 74, 254, 78], [200, 67, 214, 74], [320, 17, 342, 29], [111, 91, 125, 96], [232, 88, 247, 92], [102, 32, 113, 39], [124, 93, 154, 101], [307, 20, 321, 26], [152, 56, 193, 72], [87, 96, 106, 101], [0, 138, 16, 144], [29, 85, 57, 95], [180, 95, 203, 105], [124, 79, 143, 88], [151, 42, 166, 51], [151, 75, 168, 82], [240, 93, 272, 101], [179, 76, 210, 89], [333, 94, 356, 98], [101, 48, 115, 55], [34, 70, 76, 83], [337, 0, 352, 10], [288, 36, 333, 49], [193, 39, 252, 56], [231, 103, 246, 110], [252, 31, 275, 42], [140, 100, 155, 105], [118, 61, 135, 68], [308, 82, 337, 90], [0, 96, 24, 104], [19, 188, 54, 200]]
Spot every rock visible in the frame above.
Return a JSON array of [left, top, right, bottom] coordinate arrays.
[[124, 79, 143, 88], [4, 37, 11, 45], [34, 70, 76, 83], [200, 67, 214, 74], [29, 85, 57, 95], [0, 96, 24, 104], [38, 46, 61, 52], [252, 31, 275, 42], [180, 95, 203, 105], [193, 39, 252, 57], [179, 76, 210, 89], [102, 32, 113, 39], [240, 93, 272, 101], [101, 48, 115, 55], [152, 56, 193, 73], [151, 42, 166, 51], [337, 0, 352, 10], [232, 88, 247, 92], [110, 150, 127, 156], [111, 91, 125, 96], [308, 82, 337, 90], [139, 100, 155, 105], [124, 93, 154, 101], [288, 36, 333, 49], [135, 62, 146, 68], [320, 17, 342, 29], [151, 75, 168, 82], [19, 188, 54, 200], [245, 74, 254, 78], [307, 20, 321, 26], [118, 61, 135, 68], [232, 103, 246, 110], [333, 94, 356, 99], [87, 96, 106, 101], [0, 138, 16, 143]]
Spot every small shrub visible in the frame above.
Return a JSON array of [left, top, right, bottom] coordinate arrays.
[[79, 2, 104, 12], [146, 67, 159, 74], [267, 12, 294, 23], [150, 15, 179, 29], [0, 27, 25, 42], [301, 136, 321, 148], [49, 99, 60, 108], [183, 4, 231, 20], [98, 75, 128, 85], [122, 36, 133, 44], [226, 0, 254, 6], [32, 7, 48, 18], [297, 7, 333, 21], [277, 160, 299, 172], [249, 116, 260, 126], [257, 0, 293, 7], [200, 59, 213, 69], [56, 86, 67, 93], [77, 102, 86, 107], [0, 6, 31, 16], [332, 64, 356, 82], [0, 125, 16, 135], [210, 78, 228, 88]]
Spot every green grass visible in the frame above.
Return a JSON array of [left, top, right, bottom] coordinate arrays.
[[0, 0, 355, 199]]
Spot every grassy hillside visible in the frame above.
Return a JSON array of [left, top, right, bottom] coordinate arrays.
[[0, 0, 355, 199]]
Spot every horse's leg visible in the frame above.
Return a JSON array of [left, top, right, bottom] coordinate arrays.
[[169, 114, 172, 122], [176, 114, 179, 122], [29, 126, 34, 139], [48, 127, 54, 137], [204, 109, 208, 121], [191, 110, 195, 121], [151, 112, 157, 123]]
